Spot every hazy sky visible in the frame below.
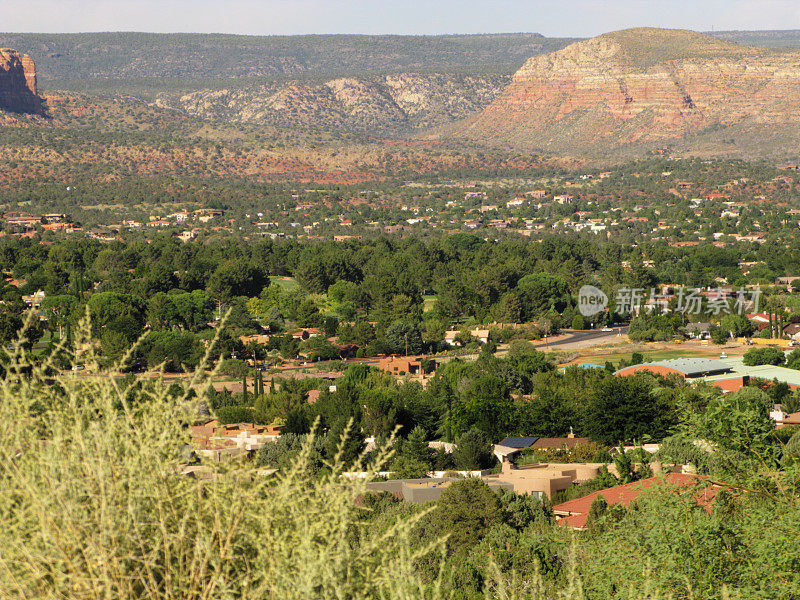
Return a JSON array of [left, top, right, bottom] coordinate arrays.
[[2, 0, 800, 37]]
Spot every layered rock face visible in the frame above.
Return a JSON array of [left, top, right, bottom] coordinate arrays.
[[0, 48, 44, 114], [454, 28, 800, 151], [157, 73, 508, 133]]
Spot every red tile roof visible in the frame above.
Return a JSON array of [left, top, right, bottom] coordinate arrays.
[[553, 473, 720, 529]]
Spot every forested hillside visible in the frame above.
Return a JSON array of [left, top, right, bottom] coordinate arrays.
[[0, 32, 577, 93], [713, 29, 800, 47]]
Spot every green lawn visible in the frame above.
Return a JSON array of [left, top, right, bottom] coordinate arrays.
[[576, 347, 718, 367], [270, 276, 299, 292]]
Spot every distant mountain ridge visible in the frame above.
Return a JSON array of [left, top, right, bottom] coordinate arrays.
[[3, 30, 800, 93], [0, 32, 577, 90], [449, 28, 800, 157]]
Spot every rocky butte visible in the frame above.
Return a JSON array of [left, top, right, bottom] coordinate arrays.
[[0, 48, 44, 114], [450, 28, 800, 155]]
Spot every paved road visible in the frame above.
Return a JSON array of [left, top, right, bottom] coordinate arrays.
[[531, 326, 629, 349]]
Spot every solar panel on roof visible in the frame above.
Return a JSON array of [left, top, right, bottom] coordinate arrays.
[[498, 436, 539, 448]]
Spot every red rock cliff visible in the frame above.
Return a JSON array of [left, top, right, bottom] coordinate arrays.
[[0, 48, 44, 114], [453, 28, 800, 152]]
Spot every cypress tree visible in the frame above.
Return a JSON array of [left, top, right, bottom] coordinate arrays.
[[242, 373, 248, 405]]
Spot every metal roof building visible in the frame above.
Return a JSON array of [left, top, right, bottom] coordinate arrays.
[[615, 357, 733, 378], [708, 355, 800, 388]]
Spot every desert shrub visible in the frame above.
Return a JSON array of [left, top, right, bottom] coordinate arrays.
[[0, 320, 445, 600]]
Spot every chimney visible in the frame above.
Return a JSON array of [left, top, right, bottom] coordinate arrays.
[[567, 426, 575, 439]]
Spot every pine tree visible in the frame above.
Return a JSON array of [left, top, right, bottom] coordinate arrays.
[[613, 444, 635, 484], [401, 426, 432, 467]]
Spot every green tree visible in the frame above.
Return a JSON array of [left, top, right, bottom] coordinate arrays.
[[516, 272, 571, 320], [0, 311, 23, 344], [449, 374, 514, 440], [584, 495, 609, 533], [390, 456, 430, 479], [41, 295, 78, 339], [324, 417, 366, 466], [294, 299, 321, 327], [207, 259, 265, 300], [86, 292, 145, 336], [719, 314, 753, 338], [428, 478, 505, 556], [693, 387, 777, 465], [383, 319, 423, 355], [141, 331, 202, 372], [613, 445, 635, 484], [452, 429, 495, 470], [400, 425, 432, 466], [584, 375, 676, 445], [742, 347, 786, 366]]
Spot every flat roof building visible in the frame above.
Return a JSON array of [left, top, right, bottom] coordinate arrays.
[[615, 358, 733, 379]]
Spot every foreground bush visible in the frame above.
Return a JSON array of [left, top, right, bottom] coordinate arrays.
[[0, 326, 442, 600]]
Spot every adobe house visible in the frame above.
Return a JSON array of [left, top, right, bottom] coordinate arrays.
[[365, 477, 513, 504], [290, 328, 323, 341], [378, 355, 435, 376], [491, 459, 678, 502], [489, 461, 602, 499], [444, 327, 491, 346], [191, 420, 282, 461]]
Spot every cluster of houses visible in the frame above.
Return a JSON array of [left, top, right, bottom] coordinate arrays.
[[2, 212, 77, 237], [187, 412, 727, 530], [188, 416, 709, 530], [0, 208, 227, 244], [190, 419, 283, 461]]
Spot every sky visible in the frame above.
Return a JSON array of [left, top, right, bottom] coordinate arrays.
[[1, 0, 800, 37]]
